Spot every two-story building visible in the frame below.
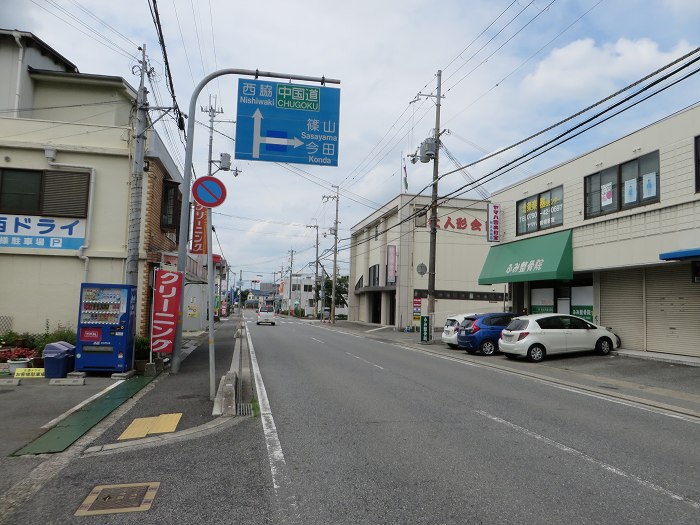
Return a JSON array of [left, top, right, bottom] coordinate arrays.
[[0, 29, 192, 337], [479, 104, 700, 358]]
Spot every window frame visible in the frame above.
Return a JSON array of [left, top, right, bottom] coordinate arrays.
[[0, 168, 90, 218], [584, 151, 660, 219], [160, 179, 181, 232], [515, 185, 564, 236]]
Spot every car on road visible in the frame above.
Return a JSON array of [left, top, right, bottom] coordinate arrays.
[[457, 312, 516, 356], [441, 313, 479, 348], [499, 313, 621, 362], [257, 305, 276, 325]]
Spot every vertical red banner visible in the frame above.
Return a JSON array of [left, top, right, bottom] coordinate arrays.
[[151, 269, 184, 354], [191, 202, 208, 254]]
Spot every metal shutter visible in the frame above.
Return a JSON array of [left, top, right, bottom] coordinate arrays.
[[600, 269, 644, 351], [645, 264, 700, 357], [42, 171, 90, 217]]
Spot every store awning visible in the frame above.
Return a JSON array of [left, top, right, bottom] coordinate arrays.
[[478, 230, 573, 285], [659, 248, 700, 260]]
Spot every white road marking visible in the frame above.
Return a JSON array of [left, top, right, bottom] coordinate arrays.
[[310, 337, 324, 344], [345, 352, 384, 370], [41, 380, 125, 429], [476, 409, 700, 510], [246, 328, 300, 518]]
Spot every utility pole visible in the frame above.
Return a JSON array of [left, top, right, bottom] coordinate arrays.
[[202, 95, 223, 400], [288, 249, 295, 316], [306, 222, 319, 319], [420, 70, 443, 340], [125, 45, 148, 288], [323, 187, 340, 324]]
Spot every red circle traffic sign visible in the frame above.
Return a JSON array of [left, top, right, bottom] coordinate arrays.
[[192, 176, 227, 208]]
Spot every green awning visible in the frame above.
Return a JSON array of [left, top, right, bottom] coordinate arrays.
[[478, 230, 573, 285]]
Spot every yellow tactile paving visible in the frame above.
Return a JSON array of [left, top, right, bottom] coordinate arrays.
[[118, 417, 158, 440], [149, 413, 182, 434], [117, 413, 182, 440]]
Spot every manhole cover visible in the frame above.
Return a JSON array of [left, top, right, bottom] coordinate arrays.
[[75, 482, 160, 516]]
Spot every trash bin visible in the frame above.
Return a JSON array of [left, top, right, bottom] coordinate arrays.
[[43, 343, 70, 378], [56, 341, 76, 372]]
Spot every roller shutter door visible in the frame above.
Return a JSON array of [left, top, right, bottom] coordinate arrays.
[[645, 264, 700, 357], [600, 269, 644, 351]]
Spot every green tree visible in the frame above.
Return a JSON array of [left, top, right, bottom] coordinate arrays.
[[322, 275, 348, 308]]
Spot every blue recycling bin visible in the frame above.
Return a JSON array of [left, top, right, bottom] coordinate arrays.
[[43, 342, 74, 378]]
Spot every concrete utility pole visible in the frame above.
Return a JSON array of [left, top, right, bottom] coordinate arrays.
[[171, 68, 339, 374], [322, 186, 340, 324], [288, 249, 295, 316], [203, 96, 223, 400], [125, 45, 148, 287], [427, 70, 443, 339], [306, 222, 319, 319]]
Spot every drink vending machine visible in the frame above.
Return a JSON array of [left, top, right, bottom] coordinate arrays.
[[75, 283, 136, 372]]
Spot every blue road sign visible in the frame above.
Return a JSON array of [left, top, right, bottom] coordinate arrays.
[[192, 176, 227, 207], [235, 78, 340, 166]]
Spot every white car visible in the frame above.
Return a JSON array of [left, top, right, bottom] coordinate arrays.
[[441, 313, 479, 348], [499, 313, 621, 362], [256, 305, 276, 325]]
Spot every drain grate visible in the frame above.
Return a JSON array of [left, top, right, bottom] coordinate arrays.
[[237, 403, 252, 416], [75, 482, 160, 516]]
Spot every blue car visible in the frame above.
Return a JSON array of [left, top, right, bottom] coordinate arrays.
[[457, 312, 516, 356]]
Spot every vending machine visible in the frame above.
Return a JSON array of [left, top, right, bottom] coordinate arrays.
[[74, 283, 136, 373]]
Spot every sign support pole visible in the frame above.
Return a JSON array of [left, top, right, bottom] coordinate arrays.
[[172, 69, 339, 374]]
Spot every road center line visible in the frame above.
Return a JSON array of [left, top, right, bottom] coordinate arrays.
[[345, 352, 384, 370], [475, 409, 700, 510], [310, 337, 324, 344]]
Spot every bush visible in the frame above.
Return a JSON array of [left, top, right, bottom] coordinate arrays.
[[134, 335, 150, 361], [0, 325, 76, 355], [0, 348, 37, 363]]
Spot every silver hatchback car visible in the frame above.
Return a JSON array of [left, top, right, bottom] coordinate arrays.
[[499, 313, 621, 362]]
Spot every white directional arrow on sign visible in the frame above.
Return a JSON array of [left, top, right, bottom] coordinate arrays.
[[252, 109, 304, 158]]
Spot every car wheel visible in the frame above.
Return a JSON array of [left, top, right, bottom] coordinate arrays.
[[503, 353, 517, 359], [272, 322, 276, 326], [479, 339, 497, 356], [527, 344, 545, 362], [596, 337, 612, 355], [447, 343, 458, 349]]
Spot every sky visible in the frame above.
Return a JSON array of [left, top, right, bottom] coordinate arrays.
[[4, 0, 700, 288]]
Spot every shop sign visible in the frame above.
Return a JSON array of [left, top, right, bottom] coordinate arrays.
[[487, 203, 501, 242], [191, 203, 208, 254], [0, 214, 86, 250], [571, 306, 593, 321], [505, 259, 545, 274], [428, 216, 482, 231], [413, 297, 421, 320], [151, 269, 184, 354], [420, 315, 431, 343]]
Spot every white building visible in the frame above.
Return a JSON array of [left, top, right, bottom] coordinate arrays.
[[349, 195, 509, 329], [480, 104, 700, 358], [0, 30, 190, 336]]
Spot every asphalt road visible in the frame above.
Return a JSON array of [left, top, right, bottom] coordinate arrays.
[[2, 314, 698, 524], [248, 314, 700, 524]]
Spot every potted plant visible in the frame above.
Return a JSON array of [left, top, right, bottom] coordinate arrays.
[[2, 348, 37, 375]]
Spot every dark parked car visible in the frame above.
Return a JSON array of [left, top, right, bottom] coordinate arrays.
[[457, 312, 516, 356]]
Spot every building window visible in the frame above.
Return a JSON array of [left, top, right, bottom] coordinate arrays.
[[516, 185, 563, 235], [0, 169, 89, 217], [584, 151, 659, 218], [303, 284, 313, 292], [415, 211, 427, 228], [292, 284, 300, 291], [368, 264, 380, 287], [161, 180, 181, 231], [695, 136, 700, 193]]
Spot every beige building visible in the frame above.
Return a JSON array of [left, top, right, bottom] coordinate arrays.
[[479, 104, 700, 358], [0, 30, 194, 336], [349, 194, 509, 329]]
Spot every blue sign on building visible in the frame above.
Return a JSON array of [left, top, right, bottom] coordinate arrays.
[[235, 78, 340, 167]]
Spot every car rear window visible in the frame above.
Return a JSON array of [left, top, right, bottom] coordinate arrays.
[[260, 306, 274, 312], [505, 319, 529, 331], [460, 318, 476, 329], [444, 319, 459, 328]]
